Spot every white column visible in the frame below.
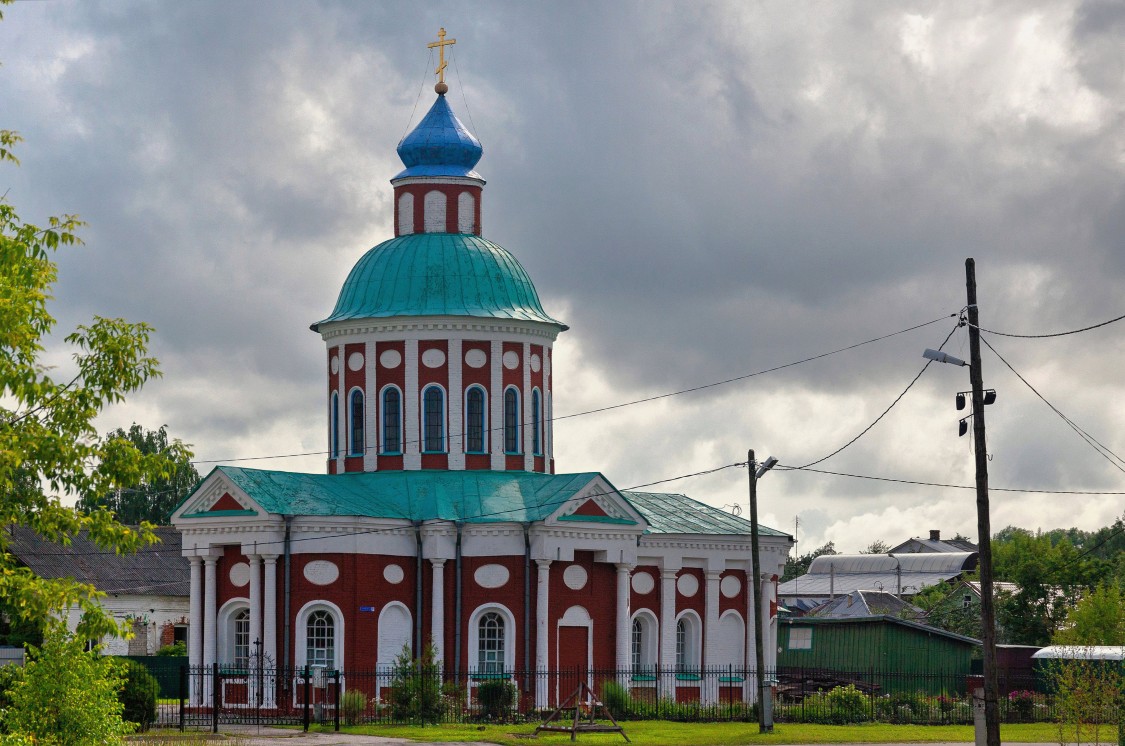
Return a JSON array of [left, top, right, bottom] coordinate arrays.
[[248, 554, 262, 706], [764, 575, 778, 674], [615, 564, 633, 683], [744, 570, 757, 704], [262, 555, 278, 708], [702, 571, 721, 705], [364, 340, 378, 471], [189, 556, 202, 705], [335, 343, 346, 473], [203, 557, 218, 703], [535, 560, 551, 708], [659, 569, 678, 696], [431, 560, 446, 664], [489, 340, 504, 470], [404, 339, 420, 469]]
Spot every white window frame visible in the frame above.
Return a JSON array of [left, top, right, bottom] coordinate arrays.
[[464, 385, 488, 454], [380, 384, 403, 454], [467, 603, 516, 676], [531, 387, 543, 456], [674, 610, 702, 676], [629, 609, 659, 681], [788, 626, 813, 650], [216, 598, 250, 671], [347, 387, 365, 457], [420, 384, 447, 453], [294, 600, 345, 672], [503, 386, 521, 455]]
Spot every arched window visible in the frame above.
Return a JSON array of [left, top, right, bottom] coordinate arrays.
[[397, 193, 414, 235], [306, 609, 335, 669], [348, 389, 365, 456], [233, 609, 250, 669], [457, 192, 475, 234], [465, 386, 486, 453], [330, 392, 339, 458], [630, 611, 658, 675], [478, 612, 505, 674], [532, 388, 542, 456], [381, 387, 401, 454], [423, 386, 445, 453], [423, 190, 446, 233], [503, 388, 520, 454], [675, 614, 701, 673], [631, 618, 643, 673]]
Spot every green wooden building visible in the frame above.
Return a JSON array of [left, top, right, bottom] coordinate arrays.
[[778, 615, 979, 694]]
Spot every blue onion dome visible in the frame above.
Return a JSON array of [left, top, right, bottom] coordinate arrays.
[[394, 95, 483, 179], [312, 233, 567, 331]]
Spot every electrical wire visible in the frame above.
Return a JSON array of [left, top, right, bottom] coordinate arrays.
[[399, 49, 435, 144], [793, 321, 961, 469], [980, 335, 1125, 475], [774, 464, 1125, 495], [191, 313, 958, 465], [966, 311, 1125, 339]]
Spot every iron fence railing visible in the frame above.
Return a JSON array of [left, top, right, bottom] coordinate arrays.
[[120, 660, 1114, 731]]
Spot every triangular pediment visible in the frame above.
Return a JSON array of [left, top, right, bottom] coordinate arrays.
[[546, 475, 647, 529], [171, 470, 263, 522]]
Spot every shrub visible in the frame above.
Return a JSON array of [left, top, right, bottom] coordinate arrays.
[[0, 664, 23, 733], [116, 659, 158, 731], [155, 641, 186, 657], [341, 689, 367, 726], [601, 681, 630, 719], [825, 684, 867, 723], [477, 679, 516, 721], [2, 622, 133, 745], [388, 640, 444, 723]]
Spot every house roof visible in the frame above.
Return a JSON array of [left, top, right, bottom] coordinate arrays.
[[778, 552, 978, 600], [889, 537, 978, 553], [810, 590, 923, 619], [780, 614, 981, 646], [625, 491, 790, 537], [5, 525, 188, 597]]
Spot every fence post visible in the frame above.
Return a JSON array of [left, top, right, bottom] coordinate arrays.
[[178, 664, 187, 732], [333, 669, 340, 732], [303, 665, 311, 732], [211, 662, 219, 734]]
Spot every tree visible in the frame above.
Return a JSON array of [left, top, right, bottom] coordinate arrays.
[[76, 424, 199, 524], [860, 539, 890, 554], [1052, 584, 1125, 646], [2, 3, 180, 640], [781, 540, 838, 583], [992, 529, 1091, 645]]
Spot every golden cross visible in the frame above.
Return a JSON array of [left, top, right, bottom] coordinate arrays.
[[427, 27, 457, 85]]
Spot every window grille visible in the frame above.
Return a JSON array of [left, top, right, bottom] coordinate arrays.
[[504, 389, 519, 454], [234, 609, 250, 669], [423, 387, 445, 452], [382, 388, 401, 453], [477, 612, 505, 674], [306, 609, 335, 669], [466, 388, 485, 452], [349, 390, 364, 456]]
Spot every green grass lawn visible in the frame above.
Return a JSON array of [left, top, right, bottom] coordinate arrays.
[[312, 721, 1113, 744]]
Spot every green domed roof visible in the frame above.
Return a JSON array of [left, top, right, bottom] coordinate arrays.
[[313, 233, 566, 330]]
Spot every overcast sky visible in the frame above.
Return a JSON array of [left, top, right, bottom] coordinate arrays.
[[2, 1, 1123, 553]]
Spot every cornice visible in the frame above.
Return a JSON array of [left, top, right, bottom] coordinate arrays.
[[319, 317, 561, 343]]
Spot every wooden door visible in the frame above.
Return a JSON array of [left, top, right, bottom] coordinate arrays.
[[557, 626, 589, 705]]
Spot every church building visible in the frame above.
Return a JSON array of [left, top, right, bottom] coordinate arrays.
[[172, 34, 792, 710]]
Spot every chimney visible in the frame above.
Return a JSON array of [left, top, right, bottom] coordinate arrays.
[[929, 529, 941, 541]]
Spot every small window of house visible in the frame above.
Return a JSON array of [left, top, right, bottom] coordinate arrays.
[[789, 627, 812, 650]]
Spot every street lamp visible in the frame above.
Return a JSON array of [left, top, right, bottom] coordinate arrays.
[[748, 450, 777, 732], [923, 258, 1000, 746]]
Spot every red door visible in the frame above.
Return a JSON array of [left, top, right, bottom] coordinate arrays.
[[557, 626, 589, 705]]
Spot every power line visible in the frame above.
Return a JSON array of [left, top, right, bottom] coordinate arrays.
[[966, 311, 1125, 339], [191, 313, 958, 465], [776, 464, 1125, 495]]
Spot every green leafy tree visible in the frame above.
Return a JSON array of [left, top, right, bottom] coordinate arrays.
[[992, 529, 1090, 645], [781, 540, 838, 582], [1052, 583, 1125, 645], [76, 424, 198, 524], [1, 0, 178, 641], [2, 621, 133, 744], [860, 539, 890, 554]]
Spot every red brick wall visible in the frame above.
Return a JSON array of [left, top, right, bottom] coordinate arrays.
[[630, 566, 660, 615], [393, 184, 482, 236], [458, 554, 527, 672], [719, 570, 747, 614]]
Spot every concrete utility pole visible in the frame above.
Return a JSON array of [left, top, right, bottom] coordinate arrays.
[[965, 258, 1000, 746], [748, 449, 777, 733]]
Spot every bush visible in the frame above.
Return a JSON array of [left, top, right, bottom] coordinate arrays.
[[116, 659, 158, 731], [388, 640, 444, 723], [155, 641, 186, 657], [0, 664, 23, 733], [341, 689, 367, 726], [601, 681, 630, 719], [825, 684, 868, 723], [477, 679, 516, 721], [2, 622, 133, 745]]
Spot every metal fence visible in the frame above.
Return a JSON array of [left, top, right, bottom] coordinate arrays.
[[123, 661, 1109, 731]]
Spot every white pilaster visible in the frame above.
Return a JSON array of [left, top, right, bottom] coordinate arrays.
[[535, 560, 551, 708], [448, 340, 464, 469], [336, 343, 346, 472], [431, 559, 446, 664], [189, 556, 202, 704], [262, 555, 278, 708], [702, 571, 721, 705], [659, 569, 678, 695], [203, 557, 218, 703], [744, 569, 758, 703], [764, 576, 778, 674], [247, 554, 261, 706], [615, 564, 633, 680], [489, 340, 504, 470], [523, 341, 533, 471], [364, 340, 378, 471], [404, 339, 420, 469]]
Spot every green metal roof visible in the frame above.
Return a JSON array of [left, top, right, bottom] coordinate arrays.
[[625, 490, 790, 537], [313, 233, 567, 331], [201, 467, 607, 523]]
